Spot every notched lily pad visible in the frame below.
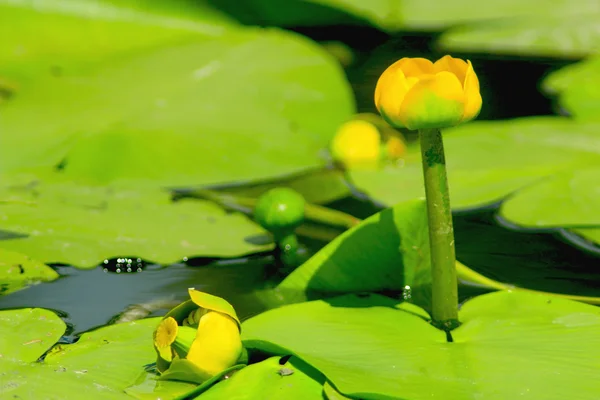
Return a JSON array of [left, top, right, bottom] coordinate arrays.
[[0, 308, 66, 362], [199, 356, 325, 399], [0, 174, 272, 268], [0, 248, 59, 295], [349, 117, 600, 210], [242, 291, 600, 399], [0, 316, 161, 399]]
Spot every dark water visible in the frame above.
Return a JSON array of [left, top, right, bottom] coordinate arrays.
[[0, 25, 597, 334]]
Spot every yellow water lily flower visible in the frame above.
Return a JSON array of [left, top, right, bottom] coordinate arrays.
[[330, 118, 406, 167], [330, 120, 381, 166], [374, 55, 482, 130], [153, 289, 243, 383]]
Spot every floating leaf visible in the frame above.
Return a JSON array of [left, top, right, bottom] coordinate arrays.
[[214, 168, 350, 206], [0, 0, 235, 81], [0, 249, 59, 295], [124, 370, 197, 400], [243, 291, 600, 399], [542, 57, 600, 120], [1, 0, 354, 187], [439, 11, 600, 57], [0, 308, 65, 362], [199, 356, 324, 399], [348, 117, 600, 210], [277, 199, 434, 309], [0, 315, 160, 399], [500, 168, 600, 227], [0, 174, 271, 268]]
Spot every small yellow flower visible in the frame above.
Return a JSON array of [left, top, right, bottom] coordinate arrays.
[[330, 120, 381, 166], [374, 55, 482, 130], [330, 118, 406, 168], [153, 289, 243, 384]]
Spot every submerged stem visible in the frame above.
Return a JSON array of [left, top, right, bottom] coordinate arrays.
[[419, 128, 459, 330]]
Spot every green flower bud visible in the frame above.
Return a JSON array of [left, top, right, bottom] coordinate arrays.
[[253, 188, 305, 238]]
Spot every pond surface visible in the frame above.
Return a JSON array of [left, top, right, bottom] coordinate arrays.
[[1, 194, 598, 335], [0, 25, 596, 337]]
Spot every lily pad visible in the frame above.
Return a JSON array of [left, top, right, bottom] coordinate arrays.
[[214, 0, 600, 35], [272, 197, 600, 310], [0, 315, 161, 399], [500, 168, 600, 228], [439, 11, 600, 57], [214, 168, 350, 206], [124, 371, 197, 400], [348, 117, 600, 210], [542, 57, 600, 120], [1, 0, 354, 187], [199, 356, 325, 399], [0, 174, 271, 268], [0, 308, 66, 362], [0, 0, 235, 81], [0, 249, 59, 295], [277, 199, 434, 309], [242, 291, 600, 399]]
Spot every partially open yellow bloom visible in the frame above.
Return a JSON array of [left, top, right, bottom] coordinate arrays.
[[330, 118, 406, 168], [153, 289, 243, 383], [330, 120, 381, 166], [374, 55, 482, 130]]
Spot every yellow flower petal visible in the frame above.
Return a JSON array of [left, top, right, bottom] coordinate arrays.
[[330, 120, 381, 165], [396, 57, 435, 78], [188, 289, 241, 328], [375, 65, 408, 115], [375, 69, 421, 127], [186, 311, 242, 378], [461, 60, 482, 121], [398, 71, 465, 130], [155, 317, 178, 349], [154, 317, 179, 363], [171, 325, 198, 359], [433, 55, 468, 86]]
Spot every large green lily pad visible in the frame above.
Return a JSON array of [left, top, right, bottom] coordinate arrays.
[[348, 117, 600, 210], [272, 197, 600, 311], [0, 308, 66, 362], [242, 291, 600, 399], [0, 173, 271, 268], [277, 199, 433, 308], [0, 0, 354, 188], [200, 356, 325, 399], [439, 10, 600, 57], [542, 57, 600, 121], [0, 0, 234, 81], [0, 312, 161, 399], [0, 249, 59, 295], [213, 0, 600, 37], [500, 168, 600, 227]]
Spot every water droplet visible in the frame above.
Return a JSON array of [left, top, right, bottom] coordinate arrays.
[[402, 285, 412, 300]]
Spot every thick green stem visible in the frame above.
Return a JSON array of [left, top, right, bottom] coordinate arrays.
[[419, 128, 459, 330], [275, 232, 299, 271]]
